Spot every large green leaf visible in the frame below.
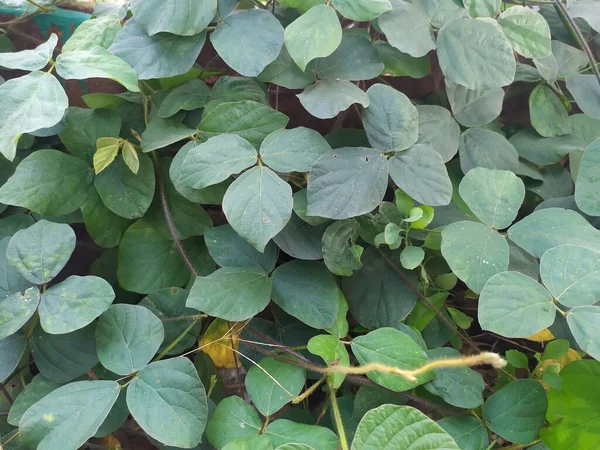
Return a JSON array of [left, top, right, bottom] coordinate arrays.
[[342, 248, 417, 329], [284, 5, 342, 71], [529, 85, 570, 138], [446, 81, 504, 128], [0, 332, 25, 382], [273, 213, 326, 260], [483, 379, 547, 444], [271, 260, 338, 329], [38, 275, 115, 335], [540, 245, 600, 307], [258, 47, 316, 89], [223, 166, 293, 252], [437, 18, 516, 89], [264, 420, 339, 450], [437, 416, 489, 450], [378, 1, 435, 58], [206, 396, 263, 448], [94, 153, 155, 219], [298, 80, 369, 119], [415, 105, 460, 162], [389, 145, 452, 207], [6, 220, 75, 285], [0, 237, 33, 299], [566, 74, 600, 120], [498, 6, 551, 59], [479, 271, 556, 338], [95, 304, 164, 375], [307, 148, 387, 220], [0, 72, 67, 161], [576, 137, 600, 215], [140, 114, 197, 153], [332, 0, 391, 21], [176, 135, 257, 190], [198, 101, 289, 147], [362, 84, 418, 152], [0, 150, 93, 216], [352, 327, 433, 392], [109, 20, 207, 80], [245, 356, 306, 416], [260, 127, 331, 173], [567, 305, 600, 360], [81, 188, 131, 248], [187, 268, 272, 321], [441, 221, 509, 293], [211, 9, 284, 77], [322, 219, 362, 276], [352, 404, 460, 449], [459, 167, 525, 229], [509, 128, 583, 166], [0, 34, 57, 70], [508, 208, 600, 257], [158, 79, 212, 118], [0, 288, 40, 340], [56, 46, 140, 92], [62, 15, 121, 53], [459, 128, 519, 174], [20, 380, 120, 450], [541, 360, 600, 450], [126, 358, 208, 447], [130, 0, 216, 35]]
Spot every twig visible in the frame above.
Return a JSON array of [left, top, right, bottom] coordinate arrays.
[[329, 384, 349, 450], [0, 384, 13, 405]]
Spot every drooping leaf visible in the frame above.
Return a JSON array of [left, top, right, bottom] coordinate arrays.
[[529, 84, 570, 138], [0, 237, 32, 299], [498, 6, 552, 59], [446, 81, 505, 128], [0, 332, 25, 383], [298, 80, 369, 119], [126, 358, 208, 448], [575, 137, 600, 215], [509, 128, 583, 166], [0, 34, 57, 70], [130, 0, 217, 35], [260, 127, 331, 173], [93, 137, 121, 174], [437, 416, 489, 450], [566, 74, 600, 120], [459, 128, 519, 174], [378, 1, 436, 58], [567, 305, 600, 360], [206, 396, 263, 448], [332, 0, 391, 21]]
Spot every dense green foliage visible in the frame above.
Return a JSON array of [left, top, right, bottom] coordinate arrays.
[[1, 0, 600, 449]]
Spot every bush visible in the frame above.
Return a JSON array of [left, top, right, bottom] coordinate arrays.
[[0, 0, 600, 449]]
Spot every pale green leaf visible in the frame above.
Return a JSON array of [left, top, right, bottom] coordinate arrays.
[[446, 80, 504, 128], [94, 137, 121, 174], [378, 1, 435, 58], [158, 79, 212, 118], [307, 334, 349, 387], [265, 420, 339, 450], [0, 237, 33, 299], [63, 15, 121, 53], [298, 79, 369, 119], [400, 246, 425, 270], [0, 34, 57, 70], [498, 6, 551, 58], [567, 305, 600, 360], [459, 128, 519, 174], [206, 396, 263, 448], [260, 127, 330, 173], [463, 0, 501, 17], [0, 288, 40, 340], [415, 105, 460, 162], [130, 0, 217, 35], [576, 138, 600, 215], [567, 74, 600, 121], [258, 47, 316, 89], [420, 0, 465, 27], [509, 128, 583, 166], [568, 0, 600, 33], [437, 416, 489, 450], [332, 0, 391, 21], [529, 84, 570, 137]]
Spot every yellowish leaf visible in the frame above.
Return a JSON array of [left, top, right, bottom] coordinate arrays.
[[122, 141, 140, 174], [94, 137, 121, 174], [526, 328, 555, 342], [199, 318, 242, 369]]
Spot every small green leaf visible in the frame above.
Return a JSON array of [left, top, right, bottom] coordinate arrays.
[[0, 237, 32, 299], [258, 47, 316, 89], [284, 5, 342, 71], [130, 0, 216, 35], [332, 0, 391, 21], [0, 34, 57, 70], [509, 128, 583, 166], [400, 246, 424, 270], [322, 219, 363, 276], [542, 339, 570, 361], [566, 74, 600, 120], [0, 288, 40, 340], [158, 79, 211, 118], [0, 332, 26, 383], [62, 15, 121, 53], [498, 6, 551, 59], [206, 396, 263, 448], [378, 2, 435, 58], [437, 416, 489, 450], [126, 358, 208, 448], [567, 305, 600, 360], [140, 113, 197, 153], [307, 334, 349, 388], [265, 420, 339, 450], [260, 127, 331, 173], [575, 137, 600, 215], [415, 105, 460, 162], [446, 81, 505, 128], [245, 356, 306, 415], [529, 85, 570, 138], [94, 137, 121, 174], [81, 188, 131, 250], [373, 41, 431, 79], [298, 80, 369, 119], [122, 142, 140, 174], [459, 128, 519, 174]]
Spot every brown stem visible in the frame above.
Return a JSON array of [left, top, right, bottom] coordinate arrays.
[[0, 384, 13, 405]]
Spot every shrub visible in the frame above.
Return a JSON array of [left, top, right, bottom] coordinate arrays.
[[0, 0, 600, 449]]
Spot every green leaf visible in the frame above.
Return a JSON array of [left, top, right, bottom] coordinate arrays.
[[109, 20, 207, 80], [176, 135, 257, 190], [29, 324, 98, 383], [342, 247, 418, 328], [483, 379, 547, 444], [307, 147, 387, 220], [576, 137, 600, 215], [459, 167, 525, 229], [38, 275, 115, 335], [543, 339, 570, 361], [212, 76, 270, 105], [459, 128, 519, 174], [187, 268, 272, 321], [373, 40, 431, 79], [95, 304, 164, 375], [332, 0, 391, 21], [56, 46, 140, 92], [81, 188, 131, 248], [362, 84, 418, 152], [541, 359, 600, 450], [94, 137, 121, 174], [479, 271, 556, 338], [508, 207, 600, 257], [261, 127, 330, 173], [206, 396, 263, 448], [293, 190, 330, 226], [308, 32, 383, 81], [158, 79, 211, 118], [325, 290, 350, 338], [284, 5, 342, 71], [446, 81, 504, 128], [463, 0, 500, 17], [264, 420, 339, 450], [389, 145, 452, 207], [0, 34, 57, 70], [245, 356, 306, 415], [441, 221, 509, 293], [271, 260, 338, 329], [509, 128, 583, 166], [211, 9, 284, 77], [127, 358, 208, 447], [415, 105, 460, 163], [498, 6, 551, 59], [62, 15, 121, 53], [540, 245, 600, 307], [198, 101, 289, 148], [322, 219, 363, 276], [378, 1, 435, 58], [307, 334, 349, 388], [7, 374, 60, 425], [20, 380, 120, 450], [223, 436, 275, 450], [139, 287, 201, 355], [94, 153, 155, 219], [0, 149, 93, 216], [529, 85, 570, 138], [298, 80, 369, 119], [567, 74, 600, 120], [437, 18, 515, 90], [437, 416, 489, 450], [352, 404, 460, 450], [223, 166, 292, 252], [140, 113, 196, 153], [0, 332, 26, 383], [258, 47, 316, 89], [7, 220, 75, 285], [352, 327, 433, 392], [0, 288, 39, 340], [273, 213, 327, 260], [400, 246, 424, 270], [0, 237, 32, 299], [130, 0, 216, 35], [567, 305, 600, 359]]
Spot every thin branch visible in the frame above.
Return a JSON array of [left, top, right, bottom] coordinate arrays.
[[329, 385, 350, 450], [0, 384, 13, 405]]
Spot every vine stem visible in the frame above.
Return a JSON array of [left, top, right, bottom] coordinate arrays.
[[329, 384, 349, 450], [154, 317, 201, 361], [554, 0, 600, 88]]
